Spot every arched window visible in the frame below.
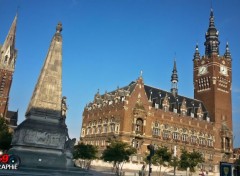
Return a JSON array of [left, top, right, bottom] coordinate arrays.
[[135, 118, 143, 134]]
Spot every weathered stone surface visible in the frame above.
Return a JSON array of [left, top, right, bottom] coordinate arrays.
[[8, 23, 75, 169]]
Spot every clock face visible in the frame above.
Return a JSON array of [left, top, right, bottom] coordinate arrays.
[[220, 65, 228, 75], [198, 66, 207, 75]]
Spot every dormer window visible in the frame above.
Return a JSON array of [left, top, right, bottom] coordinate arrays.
[[173, 108, 178, 113], [191, 112, 194, 118]]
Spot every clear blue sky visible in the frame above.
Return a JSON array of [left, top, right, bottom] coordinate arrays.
[[1, 0, 240, 147]]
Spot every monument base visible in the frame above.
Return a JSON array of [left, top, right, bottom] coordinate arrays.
[[8, 118, 74, 169]]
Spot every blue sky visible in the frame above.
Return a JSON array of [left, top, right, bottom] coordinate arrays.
[[1, 0, 240, 147]]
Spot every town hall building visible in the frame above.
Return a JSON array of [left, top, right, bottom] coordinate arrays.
[[80, 9, 233, 171]]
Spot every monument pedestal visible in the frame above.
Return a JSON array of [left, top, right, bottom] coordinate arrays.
[[8, 118, 74, 169]]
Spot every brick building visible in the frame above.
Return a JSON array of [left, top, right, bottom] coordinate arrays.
[[0, 15, 18, 131], [80, 9, 233, 171]]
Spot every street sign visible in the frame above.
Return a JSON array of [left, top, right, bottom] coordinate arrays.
[[220, 162, 232, 176]]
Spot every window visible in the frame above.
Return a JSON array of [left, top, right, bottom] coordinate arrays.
[[199, 138, 205, 145], [207, 139, 213, 147], [135, 118, 143, 134], [97, 126, 101, 134], [153, 122, 160, 136], [190, 136, 197, 144], [173, 132, 179, 140], [209, 153, 213, 160], [163, 130, 170, 139], [182, 134, 188, 142], [132, 139, 140, 149], [225, 137, 230, 150], [92, 127, 96, 134], [173, 108, 178, 113], [110, 124, 115, 132], [87, 127, 91, 135], [103, 125, 107, 133], [153, 128, 160, 136], [191, 112, 194, 118]]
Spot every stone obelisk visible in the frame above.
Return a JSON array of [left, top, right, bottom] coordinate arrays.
[[8, 23, 75, 168]]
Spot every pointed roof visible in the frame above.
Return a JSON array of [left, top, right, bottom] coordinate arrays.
[[171, 59, 178, 83], [26, 22, 63, 120], [0, 14, 18, 71], [204, 8, 220, 56], [224, 42, 231, 60], [193, 44, 201, 60]]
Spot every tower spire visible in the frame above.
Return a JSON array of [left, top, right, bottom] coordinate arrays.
[[26, 22, 63, 121], [193, 43, 201, 60], [171, 59, 178, 97], [204, 8, 220, 56], [0, 14, 18, 71], [224, 42, 231, 60]]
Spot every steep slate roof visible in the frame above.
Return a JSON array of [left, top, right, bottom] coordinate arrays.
[[88, 81, 210, 121], [144, 84, 209, 120]]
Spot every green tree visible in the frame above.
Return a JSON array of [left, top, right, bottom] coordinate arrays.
[[234, 158, 240, 176], [101, 140, 137, 176], [169, 156, 179, 176], [73, 142, 98, 169], [0, 118, 12, 152], [151, 146, 172, 175], [179, 149, 204, 173]]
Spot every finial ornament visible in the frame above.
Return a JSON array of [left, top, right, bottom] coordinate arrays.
[[140, 70, 143, 77], [56, 22, 62, 33]]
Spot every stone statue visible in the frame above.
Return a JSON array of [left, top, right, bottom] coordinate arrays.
[[65, 138, 76, 152], [61, 96, 67, 118]]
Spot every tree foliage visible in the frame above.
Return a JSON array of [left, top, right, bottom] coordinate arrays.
[[73, 142, 98, 169], [73, 142, 98, 160], [0, 118, 12, 151], [152, 146, 172, 166], [151, 146, 172, 176], [101, 140, 136, 176], [179, 149, 204, 172]]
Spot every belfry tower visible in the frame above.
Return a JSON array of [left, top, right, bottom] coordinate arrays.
[[0, 15, 17, 120], [193, 9, 233, 161]]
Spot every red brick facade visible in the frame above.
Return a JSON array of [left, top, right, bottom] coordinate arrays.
[[80, 9, 233, 172]]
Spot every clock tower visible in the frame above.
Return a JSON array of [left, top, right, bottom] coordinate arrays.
[[193, 9, 232, 156]]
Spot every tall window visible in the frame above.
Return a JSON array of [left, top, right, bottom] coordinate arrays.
[[135, 118, 143, 134], [153, 122, 160, 136], [199, 138, 205, 145], [190, 136, 197, 144], [182, 134, 188, 142], [163, 130, 170, 139], [225, 137, 230, 150], [103, 125, 107, 133], [173, 132, 179, 140], [110, 124, 115, 132]]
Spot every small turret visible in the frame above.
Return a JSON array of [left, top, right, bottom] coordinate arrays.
[[171, 59, 178, 97], [193, 44, 201, 60], [224, 42, 231, 60]]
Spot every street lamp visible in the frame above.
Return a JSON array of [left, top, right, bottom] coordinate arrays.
[[147, 144, 155, 176]]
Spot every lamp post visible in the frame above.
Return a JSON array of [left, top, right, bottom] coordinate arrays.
[[147, 144, 155, 176]]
